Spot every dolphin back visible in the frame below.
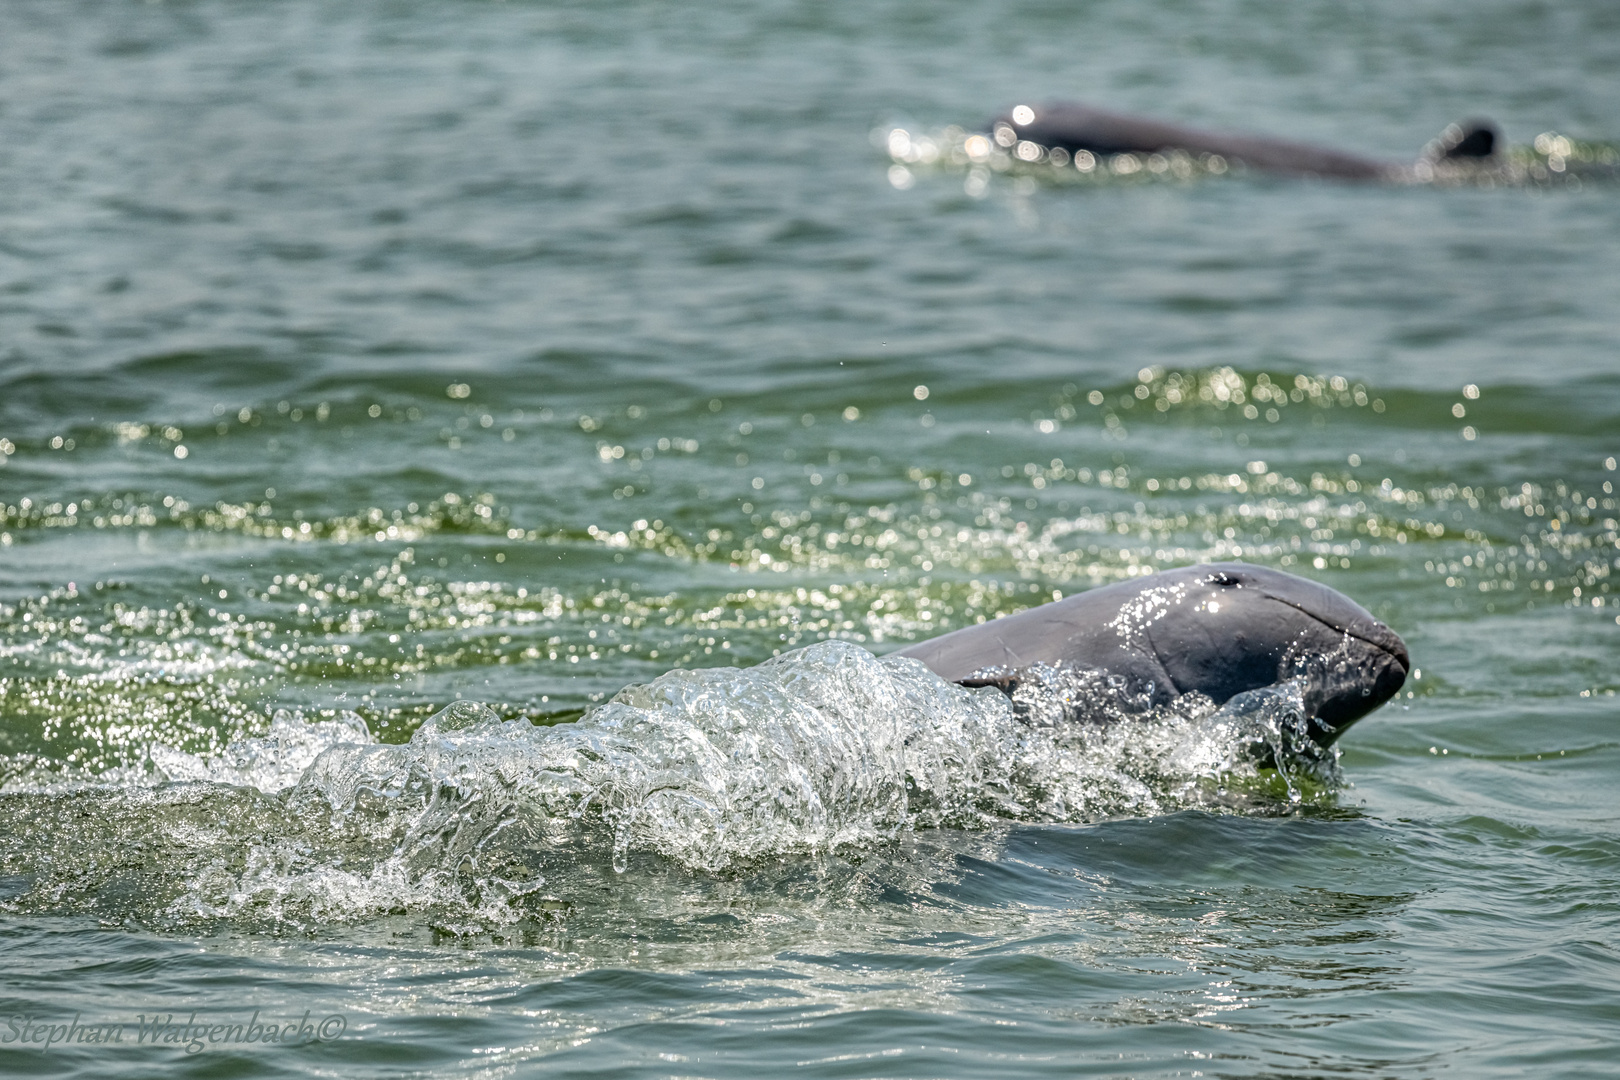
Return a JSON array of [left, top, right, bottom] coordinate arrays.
[[995, 101, 1395, 179]]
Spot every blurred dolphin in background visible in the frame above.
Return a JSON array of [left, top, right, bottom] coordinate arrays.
[[988, 100, 1498, 179]]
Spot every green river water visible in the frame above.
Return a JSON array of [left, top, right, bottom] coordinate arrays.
[[1, 1, 1617, 1076]]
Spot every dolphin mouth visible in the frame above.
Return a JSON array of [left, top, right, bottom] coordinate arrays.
[[1266, 591, 1411, 676], [1252, 586, 1409, 742]]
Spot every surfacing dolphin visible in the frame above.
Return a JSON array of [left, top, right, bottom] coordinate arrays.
[[991, 101, 1498, 180], [895, 563, 1409, 746]]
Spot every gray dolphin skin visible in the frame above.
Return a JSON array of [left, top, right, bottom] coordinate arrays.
[[896, 563, 1409, 746], [992, 101, 1498, 179]]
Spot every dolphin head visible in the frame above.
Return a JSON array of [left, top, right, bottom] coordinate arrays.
[[896, 562, 1409, 747], [1141, 564, 1410, 744]]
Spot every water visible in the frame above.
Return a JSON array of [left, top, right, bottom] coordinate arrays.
[[2, 0, 1618, 1075]]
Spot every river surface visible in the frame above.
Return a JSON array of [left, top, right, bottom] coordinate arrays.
[[2, 1, 1618, 1076]]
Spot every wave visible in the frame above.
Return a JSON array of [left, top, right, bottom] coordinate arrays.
[[0, 642, 1336, 930]]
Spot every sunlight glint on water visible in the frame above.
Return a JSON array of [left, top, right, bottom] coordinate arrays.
[[1, 0, 1618, 1075]]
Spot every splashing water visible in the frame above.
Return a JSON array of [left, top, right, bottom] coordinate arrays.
[[0, 642, 1334, 930]]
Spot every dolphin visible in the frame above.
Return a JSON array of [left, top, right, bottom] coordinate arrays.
[[895, 563, 1409, 746], [990, 101, 1497, 179]]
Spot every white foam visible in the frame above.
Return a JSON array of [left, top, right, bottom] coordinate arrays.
[[2, 642, 1335, 925], [282, 642, 1329, 872], [152, 709, 374, 793]]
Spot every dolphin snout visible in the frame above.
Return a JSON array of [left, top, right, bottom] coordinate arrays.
[[1203, 564, 1409, 740], [1305, 613, 1409, 737], [1345, 609, 1409, 676]]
